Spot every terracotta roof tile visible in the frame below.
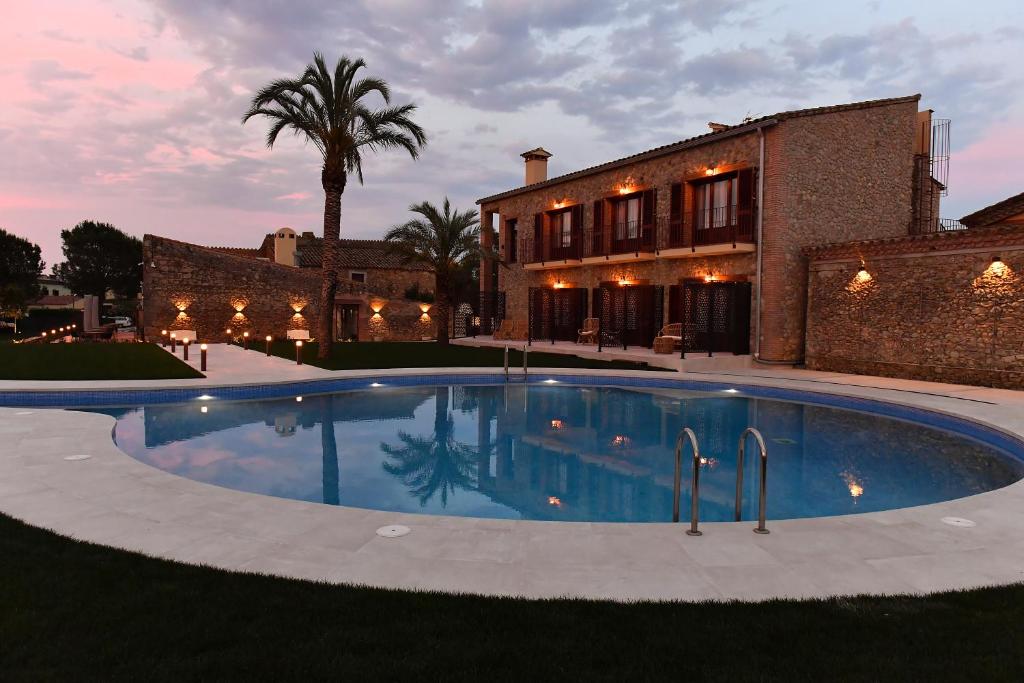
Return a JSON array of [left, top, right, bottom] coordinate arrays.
[[960, 191, 1024, 228]]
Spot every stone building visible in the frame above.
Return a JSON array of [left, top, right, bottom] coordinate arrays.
[[209, 228, 433, 298], [142, 234, 437, 344], [477, 94, 946, 362]]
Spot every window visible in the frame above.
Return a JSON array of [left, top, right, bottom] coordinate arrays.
[[557, 211, 573, 247], [614, 196, 640, 240], [506, 218, 518, 263], [694, 176, 738, 230], [350, 271, 366, 283]]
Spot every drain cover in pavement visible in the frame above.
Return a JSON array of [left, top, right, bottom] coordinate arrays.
[[376, 525, 411, 538], [63, 454, 92, 461], [941, 517, 976, 528]]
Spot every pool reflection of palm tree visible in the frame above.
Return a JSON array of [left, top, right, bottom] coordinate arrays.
[[320, 395, 340, 505], [381, 387, 480, 507]]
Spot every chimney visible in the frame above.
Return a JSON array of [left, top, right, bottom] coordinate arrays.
[[521, 147, 552, 185], [273, 227, 297, 266], [707, 122, 729, 133]]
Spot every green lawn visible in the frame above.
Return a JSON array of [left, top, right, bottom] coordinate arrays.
[[1, 513, 1022, 680], [251, 340, 658, 371], [0, 342, 203, 380]]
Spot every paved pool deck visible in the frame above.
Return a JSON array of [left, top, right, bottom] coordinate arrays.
[[2, 347, 1024, 602]]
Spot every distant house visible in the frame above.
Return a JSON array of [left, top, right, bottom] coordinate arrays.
[[207, 228, 433, 298], [29, 276, 82, 310]]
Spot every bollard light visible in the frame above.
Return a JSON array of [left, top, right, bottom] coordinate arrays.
[[265, 335, 272, 356], [183, 338, 190, 361], [42, 331, 47, 338], [295, 339, 303, 365], [170, 332, 177, 352], [200, 343, 208, 371], [161, 329, 168, 347], [243, 330, 249, 350]]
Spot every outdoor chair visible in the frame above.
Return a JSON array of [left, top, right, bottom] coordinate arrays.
[[493, 320, 515, 340], [577, 318, 599, 344], [654, 323, 682, 354]]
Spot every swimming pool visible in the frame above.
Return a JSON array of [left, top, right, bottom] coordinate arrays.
[[88, 378, 1024, 523]]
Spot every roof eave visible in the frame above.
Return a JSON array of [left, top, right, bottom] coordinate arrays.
[[476, 118, 779, 206]]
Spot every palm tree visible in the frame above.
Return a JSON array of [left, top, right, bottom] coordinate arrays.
[[380, 387, 482, 507], [384, 198, 493, 345], [243, 53, 427, 359]]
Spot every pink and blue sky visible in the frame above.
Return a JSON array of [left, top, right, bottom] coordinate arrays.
[[2, 0, 1023, 267]]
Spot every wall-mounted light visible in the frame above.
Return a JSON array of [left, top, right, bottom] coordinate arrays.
[[704, 274, 717, 283], [553, 197, 571, 209], [617, 175, 637, 195], [854, 261, 872, 283], [618, 278, 631, 287], [705, 167, 717, 176], [548, 496, 562, 507], [550, 419, 564, 430], [552, 279, 566, 289]]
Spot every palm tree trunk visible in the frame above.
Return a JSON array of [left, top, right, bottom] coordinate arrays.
[[434, 273, 450, 346], [319, 174, 344, 359]]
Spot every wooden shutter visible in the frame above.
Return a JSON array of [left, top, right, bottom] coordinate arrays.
[[641, 188, 656, 248], [592, 199, 603, 257], [737, 168, 754, 242], [668, 284, 681, 324], [533, 213, 543, 262], [571, 204, 583, 255], [668, 182, 683, 247]]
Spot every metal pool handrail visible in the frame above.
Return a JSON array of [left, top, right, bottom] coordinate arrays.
[[672, 427, 703, 536], [736, 427, 770, 534]]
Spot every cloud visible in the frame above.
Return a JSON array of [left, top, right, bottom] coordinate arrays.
[[25, 59, 92, 82], [1, 1, 1022, 267]]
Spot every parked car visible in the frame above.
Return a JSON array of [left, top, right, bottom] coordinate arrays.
[[105, 316, 134, 329]]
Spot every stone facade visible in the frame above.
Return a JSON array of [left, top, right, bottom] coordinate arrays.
[[805, 226, 1024, 389], [758, 99, 918, 361], [480, 95, 923, 360], [143, 235, 436, 343], [339, 267, 434, 299], [484, 131, 762, 332]]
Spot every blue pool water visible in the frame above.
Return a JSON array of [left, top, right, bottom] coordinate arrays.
[[96, 383, 1024, 523]]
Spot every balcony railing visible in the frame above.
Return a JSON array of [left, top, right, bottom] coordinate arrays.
[[519, 210, 757, 265], [664, 205, 754, 250]]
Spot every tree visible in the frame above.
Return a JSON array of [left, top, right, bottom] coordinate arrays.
[[0, 228, 44, 331], [56, 221, 142, 301], [243, 53, 426, 359], [380, 387, 481, 507], [384, 198, 495, 345]]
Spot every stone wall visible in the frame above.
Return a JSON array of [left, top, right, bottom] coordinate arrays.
[[143, 235, 435, 343], [340, 267, 433, 299], [758, 98, 919, 362], [805, 226, 1024, 389]]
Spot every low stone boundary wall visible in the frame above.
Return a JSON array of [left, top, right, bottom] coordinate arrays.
[[805, 225, 1024, 389]]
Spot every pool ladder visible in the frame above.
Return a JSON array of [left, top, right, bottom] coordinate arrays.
[[672, 426, 770, 536], [503, 345, 528, 381]]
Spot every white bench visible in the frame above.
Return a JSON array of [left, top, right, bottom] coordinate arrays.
[[286, 329, 312, 341]]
